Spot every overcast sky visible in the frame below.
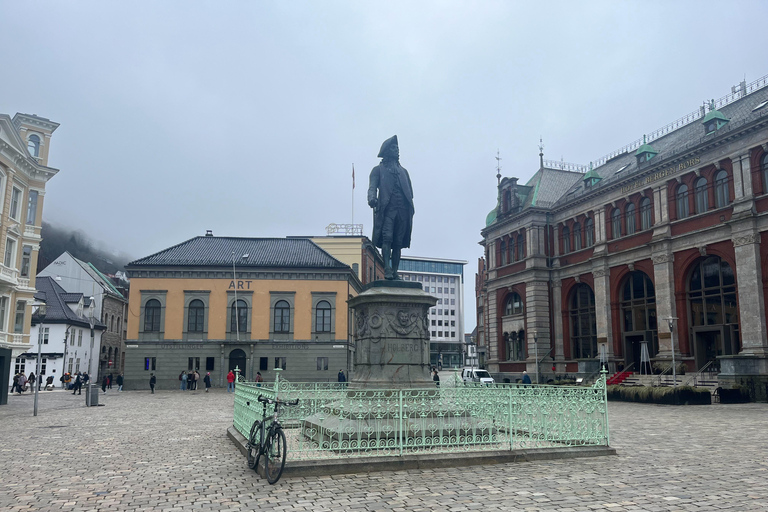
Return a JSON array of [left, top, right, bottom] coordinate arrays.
[[2, 1, 767, 331]]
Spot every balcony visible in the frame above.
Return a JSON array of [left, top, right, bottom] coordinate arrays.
[[0, 265, 19, 286], [23, 224, 41, 239], [0, 331, 31, 351]]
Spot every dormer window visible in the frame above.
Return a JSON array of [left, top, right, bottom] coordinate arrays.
[[583, 162, 601, 188], [702, 101, 729, 134], [27, 134, 40, 158], [635, 135, 658, 165]]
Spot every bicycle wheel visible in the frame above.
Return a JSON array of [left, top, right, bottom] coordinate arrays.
[[247, 420, 263, 470], [264, 427, 287, 484]]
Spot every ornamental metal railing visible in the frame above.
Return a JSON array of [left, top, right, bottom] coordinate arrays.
[[233, 370, 609, 461]]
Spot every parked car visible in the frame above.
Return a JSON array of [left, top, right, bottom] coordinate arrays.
[[461, 368, 495, 384]]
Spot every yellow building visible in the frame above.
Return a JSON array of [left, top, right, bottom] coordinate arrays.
[[0, 113, 59, 404], [123, 233, 362, 389]]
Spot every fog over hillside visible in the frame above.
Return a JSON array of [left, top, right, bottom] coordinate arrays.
[[37, 221, 134, 275]]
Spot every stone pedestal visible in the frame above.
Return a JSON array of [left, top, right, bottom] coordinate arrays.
[[348, 281, 437, 389]]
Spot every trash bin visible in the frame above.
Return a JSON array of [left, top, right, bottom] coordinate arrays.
[[86, 384, 99, 406]]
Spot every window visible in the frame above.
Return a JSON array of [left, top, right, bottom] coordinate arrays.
[[505, 330, 525, 361], [15, 357, 26, 375], [274, 357, 286, 370], [4, 238, 16, 267], [206, 357, 215, 371], [260, 357, 268, 371], [315, 300, 332, 332], [762, 154, 768, 194], [715, 170, 730, 208], [75, 358, 81, 372], [274, 300, 290, 333], [42, 327, 49, 344], [78, 330, 83, 347], [585, 218, 594, 247], [26, 190, 38, 225], [40, 357, 47, 375], [144, 357, 156, 371], [573, 222, 582, 251], [69, 330, 74, 346], [68, 358, 73, 373], [517, 235, 525, 260], [20, 246, 31, 277], [621, 271, 658, 357], [500, 240, 507, 265], [676, 184, 689, 219], [10, 188, 21, 220], [27, 134, 40, 157], [144, 299, 161, 331], [562, 226, 570, 253], [14, 301, 25, 333], [504, 293, 523, 316], [316, 357, 329, 371], [110, 316, 114, 332], [611, 208, 622, 239], [0, 296, 7, 331], [188, 357, 200, 371], [451, 310, 455, 315], [695, 177, 708, 213], [187, 299, 205, 332], [625, 203, 636, 235], [570, 284, 597, 358], [688, 256, 739, 361], [230, 299, 248, 333], [640, 198, 652, 230]]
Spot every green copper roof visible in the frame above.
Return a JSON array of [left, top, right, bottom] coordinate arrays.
[[583, 168, 601, 181], [485, 207, 497, 226], [635, 135, 658, 157], [701, 109, 729, 124]]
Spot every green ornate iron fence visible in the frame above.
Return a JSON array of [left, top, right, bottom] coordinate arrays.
[[233, 370, 609, 461]]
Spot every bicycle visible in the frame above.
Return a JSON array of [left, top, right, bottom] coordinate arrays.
[[246, 394, 299, 484]]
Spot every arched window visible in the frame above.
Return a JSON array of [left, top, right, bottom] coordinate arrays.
[[621, 272, 658, 359], [517, 234, 525, 260], [500, 240, 507, 266], [573, 222, 582, 251], [625, 203, 636, 235], [611, 208, 622, 239], [762, 153, 768, 194], [688, 256, 740, 367], [715, 170, 730, 208], [117, 317, 121, 333], [504, 292, 523, 316], [230, 299, 248, 333], [27, 134, 40, 157], [640, 197, 652, 230], [676, 184, 689, 219], [585, 218, 594, 247], [562, 226, 570, 253], [187, 299, 205, 332], [110, 315, 115, 332], [315, 300, 332, 332], [274, 300, 290, 333], [695, 177, 708, 213], [144, 299, 161, 332], [570, 284, 596, 358]]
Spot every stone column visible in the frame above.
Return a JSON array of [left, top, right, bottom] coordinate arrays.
[[733, 231, 768, 356], [594, 208, 606, 244], [654, 185, 669, 224], [730, 152, 753, 200], [592, 264, 614, 361], [652, 251, 678, 358], [552, 226, 560, 257], [526, 280, 551, 380], [551, 278, 564, 368]]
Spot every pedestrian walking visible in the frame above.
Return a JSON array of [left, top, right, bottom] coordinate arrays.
[[116, 373, 124, 391], [338, 370, 346, 383], [433, 369, 440, 387], [180, 371, 187, 391], [18, 373, 28, 393], [204, 372, 211, 392], [45, 375, 54, 390], [11, 373, 19, 393], [72, 373, 82, 395], [101, 375, 108, 393], [28, 372, 35, 392], [255, 371, 263, 387], [82, 372, 90, 386], [107, 373, 113, 389], [226, 370, 235, 393], [522, 371, 532, 386], [149, 373, 156, 394], [193, 370, 199, 390]]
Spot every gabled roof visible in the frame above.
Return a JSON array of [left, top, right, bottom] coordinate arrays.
[[128, 236, 351, 269], [32, 277, 106, 329], [523, 168, 583, 208]]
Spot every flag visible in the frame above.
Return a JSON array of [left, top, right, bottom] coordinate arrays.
[[352, 164, 355, 189]]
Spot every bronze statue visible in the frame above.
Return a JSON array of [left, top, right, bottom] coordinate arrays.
[[368, 135, 414, 280]]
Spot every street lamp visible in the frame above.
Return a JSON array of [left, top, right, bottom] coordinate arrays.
[[533, 330, 539, 384], [87, 309, 95, 407], [232, 252, 249, 342], [33, 301, 47, 417], [667, 317, 678, 404]]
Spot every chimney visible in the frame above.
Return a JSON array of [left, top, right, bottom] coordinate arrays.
[[205, 230, 213, 237]]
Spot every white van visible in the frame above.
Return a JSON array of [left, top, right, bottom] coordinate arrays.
[[461, 368, 495, 385]]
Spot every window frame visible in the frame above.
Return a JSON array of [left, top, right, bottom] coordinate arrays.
[[625, 203, 636, 235], [694, 177, 708, 214], [611, 208, 622, 239], [714, 170, 730, 208], [139, 291, 167, 339], [269, 292, 295, 340], [9, 187, 21, 221], [27, 134, 41, 158], [640, 197, 652, 230], [676, 184, 690, 219]]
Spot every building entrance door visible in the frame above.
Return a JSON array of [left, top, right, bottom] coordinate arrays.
[[694, 329, 722, 372], [624, 334, 646, 373], [229, 349, 247, 379]]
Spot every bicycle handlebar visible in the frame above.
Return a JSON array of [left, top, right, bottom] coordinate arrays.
[[257, 395, 299, 406]]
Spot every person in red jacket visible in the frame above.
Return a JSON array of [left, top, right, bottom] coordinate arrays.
[[226, 370, 236, 393]]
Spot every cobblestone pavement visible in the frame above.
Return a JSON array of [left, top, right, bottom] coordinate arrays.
[[2, 388, 766, 511]]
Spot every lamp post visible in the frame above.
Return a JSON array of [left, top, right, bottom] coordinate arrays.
[[87, 312, 95, 407], [533, 330, 539, 384], [33, 302, 47, 417], [667, 317, 678, 404]]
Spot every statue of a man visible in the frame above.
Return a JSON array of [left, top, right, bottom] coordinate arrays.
[[368, 135, 414, 280]]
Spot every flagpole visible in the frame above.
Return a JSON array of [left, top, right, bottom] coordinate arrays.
[[352, 163, 355, 228]]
